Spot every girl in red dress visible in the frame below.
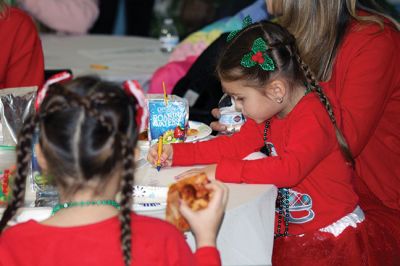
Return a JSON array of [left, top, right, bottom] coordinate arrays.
[[0, 74, 228, 266], [148, 20, 400, 265]]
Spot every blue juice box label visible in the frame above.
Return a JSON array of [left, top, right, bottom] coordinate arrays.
[[147, 95, 189, 145]]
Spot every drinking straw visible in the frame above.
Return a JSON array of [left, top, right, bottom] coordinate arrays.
[[162, 81, 168, 106]]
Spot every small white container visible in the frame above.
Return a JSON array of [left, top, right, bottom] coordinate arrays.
[[218, 94, 245, 134]]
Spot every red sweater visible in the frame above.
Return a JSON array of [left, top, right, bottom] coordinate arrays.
[[173, 94, 358, 235], [0, 213, 220, 266], [321, 14, 400, 210], [0, 8, 44, 89]]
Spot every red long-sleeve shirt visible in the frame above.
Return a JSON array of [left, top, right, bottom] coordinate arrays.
[[0, 8, 44, 89], [0, 213, 220, 266], [321, 13, 400, 210], [173, 94, 358, 235]]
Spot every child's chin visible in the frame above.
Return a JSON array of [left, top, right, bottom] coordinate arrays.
[[254, 118, 265, 124]]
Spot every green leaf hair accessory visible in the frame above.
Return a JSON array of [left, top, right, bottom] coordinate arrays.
[[227, 15, 253, 42], [240, 37, 276, 71]]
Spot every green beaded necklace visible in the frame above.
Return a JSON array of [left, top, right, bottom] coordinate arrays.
[[51, 200, 120, 215]]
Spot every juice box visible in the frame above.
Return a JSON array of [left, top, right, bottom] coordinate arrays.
[[147, 94, 188, 145]]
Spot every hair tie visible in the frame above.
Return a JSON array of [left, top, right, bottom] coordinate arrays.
[[35, 71, 72, 111], [122, 80, 148, 133]]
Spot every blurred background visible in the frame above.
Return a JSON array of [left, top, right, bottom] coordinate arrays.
[[90, 0, 242, 38], [8, 0, 399, 38], [63, 0, 400, 36]]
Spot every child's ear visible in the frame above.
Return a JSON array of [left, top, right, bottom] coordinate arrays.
[[264, 80, 286, 103], [35, 144, 48, 171]]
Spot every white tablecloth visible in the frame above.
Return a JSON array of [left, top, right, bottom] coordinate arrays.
[[134, 163, 277, 266], [41, 34, 169, 85]]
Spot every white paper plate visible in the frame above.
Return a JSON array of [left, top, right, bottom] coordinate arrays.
[[137, 120, 212, 148], [132, 185, 168, 204], [132, 202, 166, 212], [132, 185, 168, 212], [186, 121, 212, 142]]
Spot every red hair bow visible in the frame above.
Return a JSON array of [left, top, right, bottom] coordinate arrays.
[[123, 80, 148, 133], [35, 71, 72, 111]]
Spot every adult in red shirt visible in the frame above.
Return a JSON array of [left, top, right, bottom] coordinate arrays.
[[275, 0, 400, 213], [0, 2, 44, 89]]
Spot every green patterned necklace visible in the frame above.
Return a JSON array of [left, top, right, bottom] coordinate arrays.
[[52, 200, 120, 215]]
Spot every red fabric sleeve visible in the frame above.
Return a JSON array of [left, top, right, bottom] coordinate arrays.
[[217, 111, 335, 186], [162, 227, 221, 266], [194, 247, 221, 266], [5, 8, 44, 89], [172, 119, 264, 166], [0, 239, 7, 266], [330, 26, 398, 157], [174, 104, 336, 186]]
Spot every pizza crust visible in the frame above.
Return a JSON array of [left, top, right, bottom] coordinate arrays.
[[166, 172, 210, 232]]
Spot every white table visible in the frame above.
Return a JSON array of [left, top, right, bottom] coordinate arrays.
[[134, 162, 277, 266], [41, 34, 169, 86]]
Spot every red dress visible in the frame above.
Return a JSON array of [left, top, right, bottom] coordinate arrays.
[[294, 12, 400, 265], [0, 213, 221, 266], [174, 94, 359, 236], [172, 21, 400, 259], [283, 10, 400, 265], [271, 11, 400, 265], [0, 8, 44, 89]]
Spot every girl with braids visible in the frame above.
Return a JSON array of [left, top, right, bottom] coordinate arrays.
[[148, 21, 400, 265], [0, 75, 227, 266], [0, 0, 44, 89]]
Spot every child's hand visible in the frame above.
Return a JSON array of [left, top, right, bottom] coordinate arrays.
[[180, 180, 229, 248], [147, 143, 173, 168], [210, 108, 227, 132], [175, 164, 217, 180]]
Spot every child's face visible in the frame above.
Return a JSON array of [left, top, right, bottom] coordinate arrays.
[[221, 80, 281, 124]]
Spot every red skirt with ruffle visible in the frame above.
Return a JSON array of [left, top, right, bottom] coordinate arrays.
[[272, 189, 400, 265]]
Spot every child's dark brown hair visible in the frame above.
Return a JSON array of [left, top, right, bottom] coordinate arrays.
[[0, 76, 138, 266], [217, 20, 354, 166]]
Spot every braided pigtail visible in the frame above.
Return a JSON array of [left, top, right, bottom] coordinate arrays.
[[0, 115, 38, 232], [83, 92, 119, 133], [295, 54, 355, 167], [119, 134, 134, 266]]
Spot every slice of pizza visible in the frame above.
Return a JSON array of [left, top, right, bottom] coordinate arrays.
[[166, 172, 210, 232]]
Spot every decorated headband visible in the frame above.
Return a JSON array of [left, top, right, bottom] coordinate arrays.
[[36, 73, 148, 134], [123, 80, 148, 133], [35, 71, 72, 111], [241, 37, 276, 71], [227, 15, 252, 42]]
